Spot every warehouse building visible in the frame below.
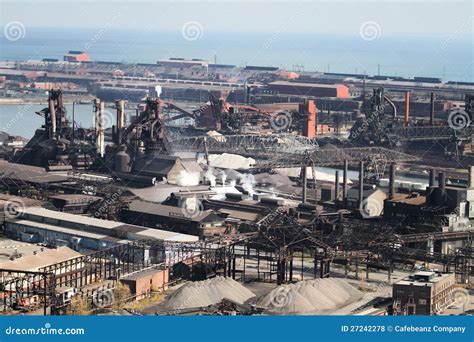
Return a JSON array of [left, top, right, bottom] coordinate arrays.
[[4, 207, 198, 252], [132, 155, 203, 184], [123, 200, 227, 238], [158, 58, 209, 69], [266, 81, 349, 98], [0, 246, 82, 273], [63, 51, 91, 62]]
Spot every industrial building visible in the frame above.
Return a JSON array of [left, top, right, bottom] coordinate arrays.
[[266, 81, 350, 98], [392, 271, 457, 315], [4, 207, 198, 252], [63, 51, 91, 63], [158, 58, 209, 69], [123, 200, 227, 238], [0, 246, 82, 273], [0, 50, 473, 317], [120, 267, 169, 299]]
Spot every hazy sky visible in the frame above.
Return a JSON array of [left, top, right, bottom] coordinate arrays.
[[1, 0, 473, 36]]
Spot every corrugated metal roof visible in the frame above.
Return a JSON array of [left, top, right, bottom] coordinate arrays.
[[133, 155, 180, 177], [128, 200, 215, 223], [0, 161, 68, 184], [7, 217, 198, 243], [268, 81, 342, 89], [218, 209, 259, 221], [0, 246, 82, 271], [21, 207, 123, 229]]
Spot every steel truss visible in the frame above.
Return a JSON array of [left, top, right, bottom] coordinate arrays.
[[0, 269, 55, 315], [167, 133, 318, 155]]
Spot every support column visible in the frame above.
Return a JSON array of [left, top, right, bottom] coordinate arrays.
[[404, 91, 410, 127], [358, 161, 364, 207], [389, 164, 396, 199], [430, 92, 435, 125], [429, 169, 436, 187], [343, 159, 348, 208], [289, 253, 293, 282], [302, 166, 308, 203]]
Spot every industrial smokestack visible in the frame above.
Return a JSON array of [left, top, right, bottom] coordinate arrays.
[[404, 91, 410, 127], [358, 161, 364, 205], [97, 101, 105, 157], [49, 98, 56, 138], [343, 159, 348, 207], [115, 100, 125, 145], [429, 169, 436, 187], [94, 98, 101, 136], [430, 92, 435, 125], [335, 170, 340, 202], [116, 99, 125, 129], [389, 164, 395, 199], [438, 171, 446, 195], [299, 99, 317, 139]]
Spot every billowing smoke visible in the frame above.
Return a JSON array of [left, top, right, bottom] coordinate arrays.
[[174, 170, 200, 186], [154, 85, 162, 97], [219, 170, 227, 186], [239, 174, 256, 196], [204, 167, 217, 187]]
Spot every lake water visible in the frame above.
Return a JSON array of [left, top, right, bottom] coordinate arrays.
[[1, 28, 472, 82]]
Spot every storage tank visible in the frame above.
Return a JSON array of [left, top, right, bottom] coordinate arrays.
[[260, 197, 286, 206], [114, 146, 131, 173], [225, 193, 244, 201]]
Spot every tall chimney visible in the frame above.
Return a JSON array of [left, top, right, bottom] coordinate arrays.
[[404, 91, 410, 127], [97, 101, 105, 157], [299, 99, 317, 139], [358, 161, 364, 206], [335, 170, 340, 202], [430, 92, 435, 125], [116, 99, 125, 129], [49, 98, 56, 138], [429, 169, 436, 187], [438, 172, 446, 195], [94, 99, 101, 136], [389, 164, 395, 199], [343, 159, 348, 207]]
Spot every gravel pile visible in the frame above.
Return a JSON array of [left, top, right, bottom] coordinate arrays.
[[162, 277, 255, 310], [258, 278, 362, 313], [208, 153, 256, 170]]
